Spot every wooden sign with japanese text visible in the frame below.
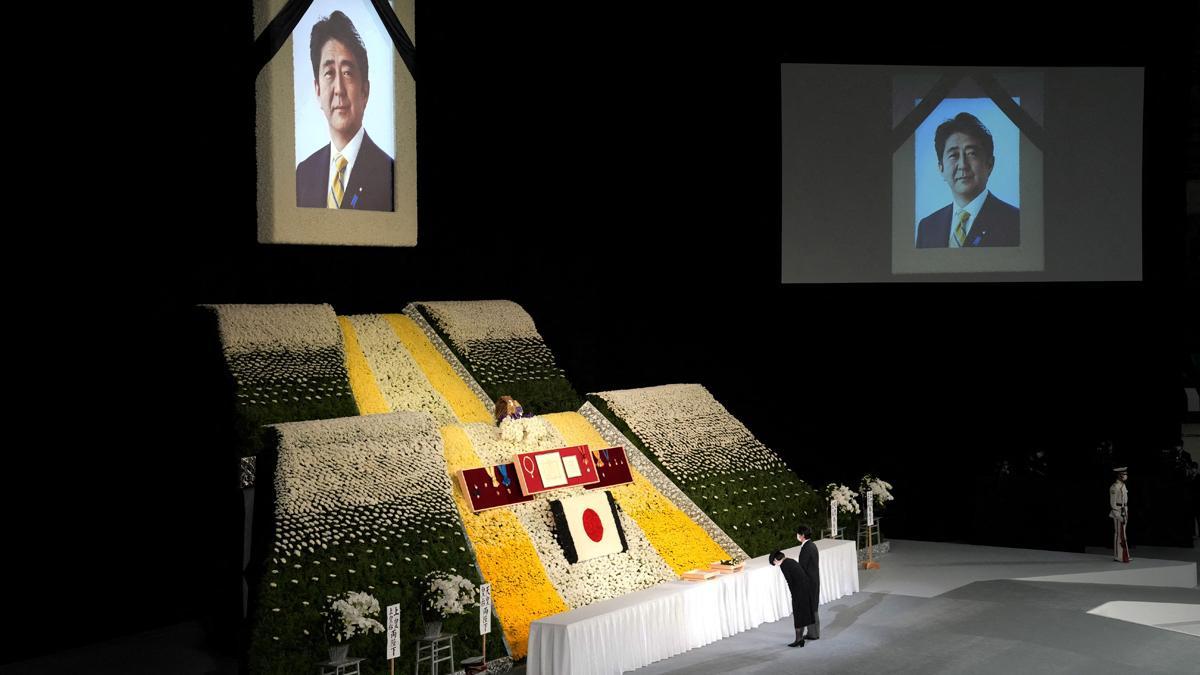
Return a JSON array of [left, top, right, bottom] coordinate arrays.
[[479, 583, 492, 635], [386, 604, 401, 659]]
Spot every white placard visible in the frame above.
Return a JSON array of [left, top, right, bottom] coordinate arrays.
[[830, 499, 837, 538], [536, 452, 568, 487], [562, 455, 582, 479], [866, 489, 874, 523], [479, 583, 492, 635], [387, 603, 401, 659]]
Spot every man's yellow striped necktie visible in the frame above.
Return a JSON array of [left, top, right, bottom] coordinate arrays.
[[953, 210, 970, 247], [327, 154, 348, 209]]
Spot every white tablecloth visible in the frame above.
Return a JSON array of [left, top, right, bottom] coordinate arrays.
[[526, 538, 858, 675]]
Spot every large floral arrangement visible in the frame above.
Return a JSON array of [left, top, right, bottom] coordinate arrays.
[[578, 402, 747, 561], [589, 385, 823, 557], [205, 304, 358, 459], [323, 591, 385, 644], [421, 571, 477, 619], [827, 483, 861, 515], [404, 301, 582, 414], [860, 475, 894, 507], [247, 412, 503, 675]]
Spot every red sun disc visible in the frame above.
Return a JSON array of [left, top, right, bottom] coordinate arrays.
[[582, 508, 604, 542]]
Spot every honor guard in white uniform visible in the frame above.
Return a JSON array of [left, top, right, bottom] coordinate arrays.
[[1109, 467, 1130, 562]]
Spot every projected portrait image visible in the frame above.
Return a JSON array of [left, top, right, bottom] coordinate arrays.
[[294, 1, 395, 212], [915, 101, 1019, 249]]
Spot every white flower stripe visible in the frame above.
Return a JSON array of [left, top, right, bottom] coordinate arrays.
[[345, 314, 459, 425], [459, 422, 677, 607], [401, 306, 494, 410], [577, 402, 748, 561]]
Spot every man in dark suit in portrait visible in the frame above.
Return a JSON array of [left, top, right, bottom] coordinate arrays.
[[770, 524, 821, 647], [916, 112, 1018, 248], [296, 11, 394, 212]]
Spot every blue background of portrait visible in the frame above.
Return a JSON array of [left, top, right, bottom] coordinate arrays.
[[293, 0, 397, 168], [915, 98, 1021, 238]]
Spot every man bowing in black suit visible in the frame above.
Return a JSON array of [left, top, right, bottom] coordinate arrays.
[[296, 11, 394, 212], [770, 524, 821, 647], [916, 112, 1019, 248]]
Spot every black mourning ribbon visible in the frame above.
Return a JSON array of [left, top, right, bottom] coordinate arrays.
[[254, 0, 416, 81], [890, 69, 1043, 154]]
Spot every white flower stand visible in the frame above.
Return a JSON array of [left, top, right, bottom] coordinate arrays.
[[820, 526, 847, 540], [414, 633, 454, 675], [318, 656, 364, 675]]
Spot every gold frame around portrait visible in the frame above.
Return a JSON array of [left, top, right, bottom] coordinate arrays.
[[254, 0, 417, 246]]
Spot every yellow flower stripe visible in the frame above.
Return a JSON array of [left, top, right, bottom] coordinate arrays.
[[543, 412, 731, 575], [383, 314, 493, 424], [440, 425, 568, 659], [337, 316, 390, 414]]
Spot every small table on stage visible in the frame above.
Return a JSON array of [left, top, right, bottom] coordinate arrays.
[[318, 656, 364, 675], [414, 633, 455, 675]]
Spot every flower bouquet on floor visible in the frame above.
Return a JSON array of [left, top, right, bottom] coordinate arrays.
[[322, 591, 385, 663], [708, 557, 746, 574], [421, 570, 478, 637]]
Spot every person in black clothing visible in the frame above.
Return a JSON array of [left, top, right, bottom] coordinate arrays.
[[770, 524, 821, 647]]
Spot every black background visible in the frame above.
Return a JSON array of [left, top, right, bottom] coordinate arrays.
[[7, 2, 1197, 665]]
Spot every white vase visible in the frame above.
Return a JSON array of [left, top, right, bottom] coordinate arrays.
[[424, 619, 442, 638], [329, 643, 349, 663]]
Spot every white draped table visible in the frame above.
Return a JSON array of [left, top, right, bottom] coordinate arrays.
[[526, 538, 859, 675]]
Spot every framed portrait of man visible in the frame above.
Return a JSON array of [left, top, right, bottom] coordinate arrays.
[[255, 0, 417, 246], [890, 69, 1045, 275]]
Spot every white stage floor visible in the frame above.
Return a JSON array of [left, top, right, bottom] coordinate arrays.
[[856, 539, 1197, 597], [615, 539, 1199, 675]]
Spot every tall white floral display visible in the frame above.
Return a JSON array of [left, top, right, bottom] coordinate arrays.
[[859, 475, 894, 566], [825, 484, 860, 540]]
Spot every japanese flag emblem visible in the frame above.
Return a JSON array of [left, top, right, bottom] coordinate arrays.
[[549, 490, 629, 564]]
